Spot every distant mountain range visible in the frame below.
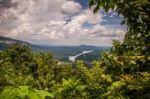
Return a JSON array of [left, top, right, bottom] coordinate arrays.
[[0, 36, 110, 62], [0, 36, 30, 45], [0, 36, 49, 51]]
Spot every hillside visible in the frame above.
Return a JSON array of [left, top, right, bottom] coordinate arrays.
[[0, 36, 49, 51], [0, 36, 109, 62]]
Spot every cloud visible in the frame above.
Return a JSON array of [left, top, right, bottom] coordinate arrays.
[[0, 0, 17, 9], [0, 0, 126, 46], [0, 0, 68, 36], [61, 1, 82, 15], [35, 8, 125, 46]]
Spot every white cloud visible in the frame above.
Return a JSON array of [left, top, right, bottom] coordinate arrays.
[[36, 8, 125, 45], [48, 20, 66, 26], [0, 0, 126, 46], [83, 9, 103, 24], [61, 1, 81, 15]]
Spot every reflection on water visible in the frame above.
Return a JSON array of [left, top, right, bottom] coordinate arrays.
[[69, 50, 93, 62]]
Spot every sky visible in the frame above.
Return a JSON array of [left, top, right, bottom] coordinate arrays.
[[0, 0, 126, 46]]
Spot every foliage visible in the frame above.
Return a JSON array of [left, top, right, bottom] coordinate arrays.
[[89, 0, 150, 57], [88, 0, 150, 98], [0, 42, 150, 99], [0, 44, 75, 98], [0, 86, 54, 99], [56, 78, 87, 99], [76, 61, 112, 99]]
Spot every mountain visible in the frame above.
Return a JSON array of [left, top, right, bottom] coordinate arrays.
[[0, 36, 110, 62], [0, 36, 48, 51], [0, 36, 30, 45]]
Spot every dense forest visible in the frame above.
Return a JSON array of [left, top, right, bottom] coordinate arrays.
[[0, 0, 150, 99]]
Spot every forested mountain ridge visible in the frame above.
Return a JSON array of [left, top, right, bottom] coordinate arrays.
[[0, 36, 50, 51], [0, 36, 29, 45], [0, 36, 109, 62], [0, 36, 109, 51], [0, 36, 29, 50]]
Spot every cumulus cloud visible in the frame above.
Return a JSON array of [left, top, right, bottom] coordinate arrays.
[[0, 0, 67, 36], [35, 8, 125, 46], [61, 1, 81, 15], [0, 0, 126, 46]]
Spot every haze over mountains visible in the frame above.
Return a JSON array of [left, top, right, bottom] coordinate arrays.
[[0, 36, 48, 51], [0, 36, 110, 62]]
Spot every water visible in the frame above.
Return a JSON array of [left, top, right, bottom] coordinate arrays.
[[69, 50, 93, 62]]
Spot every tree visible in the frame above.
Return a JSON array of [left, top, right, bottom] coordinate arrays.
[[0, 44, 34, 87], [3, 43, 33, 69], [89, 0, 150, 55], [56, 78, 87, 99], [89, 0, 150, 98]]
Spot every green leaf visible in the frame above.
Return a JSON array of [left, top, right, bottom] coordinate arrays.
[[35, 89, 54, 99], [0, 86, 54, 99]]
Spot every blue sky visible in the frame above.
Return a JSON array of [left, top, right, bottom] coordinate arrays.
[[0, 0, 126, 46]]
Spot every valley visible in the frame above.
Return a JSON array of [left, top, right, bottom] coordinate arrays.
[[0, 36, 110, 62]]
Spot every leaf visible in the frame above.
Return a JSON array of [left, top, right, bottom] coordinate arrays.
[[0, 86, 54, 99], [121, 20, 125, 25], [89, 0, 94, 9], [75, 85, 86, 91], [27, 91, 40, 99], [35, 89, 54, 99]]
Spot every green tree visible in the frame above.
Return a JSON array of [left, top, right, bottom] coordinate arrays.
[[76, 61, 112, 99], [56, 78, 87, 99], [89, 0, 150, 98], [3, 43, 33, 70], [89, 0, 150, 55], [0, 44, 34, 87]]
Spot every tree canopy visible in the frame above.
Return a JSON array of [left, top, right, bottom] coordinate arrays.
[[89, 0, 150, 55]]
